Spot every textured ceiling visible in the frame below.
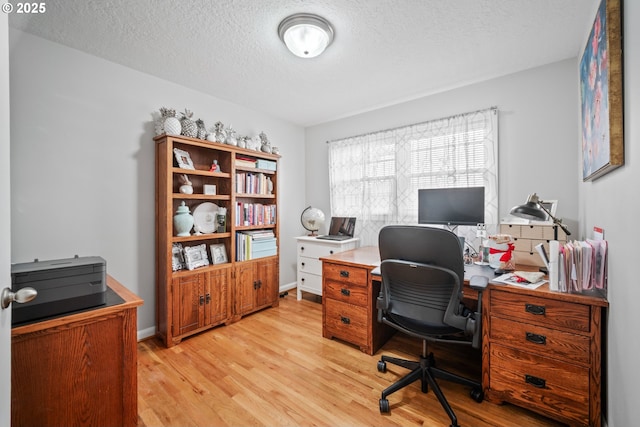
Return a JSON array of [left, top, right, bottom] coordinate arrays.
[[9, 0, 598, 126]]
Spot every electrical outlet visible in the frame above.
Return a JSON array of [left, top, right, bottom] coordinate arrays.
[[476, 223, 487, 238]]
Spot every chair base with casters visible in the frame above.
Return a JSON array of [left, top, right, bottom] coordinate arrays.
[[377, 340, 483, 427]]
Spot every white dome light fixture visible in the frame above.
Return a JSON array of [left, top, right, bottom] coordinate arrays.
[[278, 13, 334, 58]]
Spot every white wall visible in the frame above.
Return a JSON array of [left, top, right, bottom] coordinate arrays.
[[8, 30, 306, 337], [580, 2, 640, 426], [306, 59, 580, 234]]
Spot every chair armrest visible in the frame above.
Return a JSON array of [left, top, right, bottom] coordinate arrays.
[[469, 275, 489, 291]]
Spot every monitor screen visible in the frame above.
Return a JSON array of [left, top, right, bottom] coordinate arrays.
[[418, 187, 485, 226]]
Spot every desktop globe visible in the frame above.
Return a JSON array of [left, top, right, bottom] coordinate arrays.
[[300, 206, 325, 236]]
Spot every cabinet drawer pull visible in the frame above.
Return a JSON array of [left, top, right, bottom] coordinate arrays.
[[341, 288, 351, 296], [525, 374, 546, 388], [330, 250, 334, 254], [340, 316, 350, 325], [525, 332, 546, 345], [525, 303, 546, 315], [340, 270, 350, 278]]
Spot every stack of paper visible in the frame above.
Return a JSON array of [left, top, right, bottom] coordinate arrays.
[[545, 239, 607, 294]]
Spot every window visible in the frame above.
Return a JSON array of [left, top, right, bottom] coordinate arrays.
[[328, 108, 498, 246]]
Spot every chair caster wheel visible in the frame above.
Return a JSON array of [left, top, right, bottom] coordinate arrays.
[[377, 360, 387, 373], [379, 398, 390, 413], [470, 388, 484, 403]]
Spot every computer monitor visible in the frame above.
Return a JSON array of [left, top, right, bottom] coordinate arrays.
[[418, 187, 485, 226]]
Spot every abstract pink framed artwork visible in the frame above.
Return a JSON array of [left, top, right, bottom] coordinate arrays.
[[580, 0, 624, 181]]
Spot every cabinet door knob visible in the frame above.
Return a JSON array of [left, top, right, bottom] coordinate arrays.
[[206, 293, 211, 304], [525, 303, 546, 316], [300, 246, 305, 251], [330, 250, 334, 254], [525, 332, 546, 345], [199, 295, 205, 306], [301, 262, 305, 267]]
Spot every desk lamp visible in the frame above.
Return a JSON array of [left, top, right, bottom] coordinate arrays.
[[509, 193, 571, 237]]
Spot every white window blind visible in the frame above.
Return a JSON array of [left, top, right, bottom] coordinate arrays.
[[328, 108, 498, 246]]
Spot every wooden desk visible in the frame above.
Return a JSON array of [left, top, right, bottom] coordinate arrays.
[[321, 246, 608, 427], [11, 275, 143, 427]]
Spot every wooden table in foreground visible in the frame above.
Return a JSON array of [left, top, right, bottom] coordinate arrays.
[[11, 275, 143, 427], [321, 246, 608, 427]]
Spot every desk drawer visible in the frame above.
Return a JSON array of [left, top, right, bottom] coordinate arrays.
[[323, 264, 367, 288], [489, 344, 589, 425], [297, 242, 340, 259], [491, 290, 590, 332], [324, 280, 368, 306], [298, 256, 322, 276], [490, 317, 590, 364], [324, 298, 368, 347]]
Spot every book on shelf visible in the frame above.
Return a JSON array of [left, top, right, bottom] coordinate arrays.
[[236, 231, 277, 261], [256, 159, 276, 171], [235, 157, 257, 168], [235, 202, 276, 226], [235, 172, 271, 194]]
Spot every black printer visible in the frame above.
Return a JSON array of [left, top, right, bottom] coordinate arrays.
[[11, 255, 107, 325]]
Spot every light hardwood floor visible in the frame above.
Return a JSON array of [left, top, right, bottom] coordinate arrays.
[[137, 293, 565, 427]]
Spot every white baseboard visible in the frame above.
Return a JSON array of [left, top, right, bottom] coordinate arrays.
[[279, 281, 297, 293], [137, 326, 156, 341]]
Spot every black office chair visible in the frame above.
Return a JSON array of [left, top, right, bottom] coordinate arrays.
[[376, 225, 488, 427]]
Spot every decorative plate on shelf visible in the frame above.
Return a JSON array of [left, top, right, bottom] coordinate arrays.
[[193, 202, 219, 234]]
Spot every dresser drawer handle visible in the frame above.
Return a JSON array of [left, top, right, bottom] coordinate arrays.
[[340, 316, 350, 325], [341, 288, 351, 296], [340, 270, 350, 278], [525, 303, 546, 315], [525, 374, 546, 388], [525, 332, 547, 345]]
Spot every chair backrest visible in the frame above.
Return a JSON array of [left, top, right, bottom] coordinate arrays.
[[378, 225, 467, 331]]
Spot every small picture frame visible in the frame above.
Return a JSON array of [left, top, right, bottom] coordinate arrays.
[[210, 243, 228, 265], [171, 243, 185, 271], [203, 184, 217, 195], [183, 244, 210, 270], [173, 148, 195, 170]]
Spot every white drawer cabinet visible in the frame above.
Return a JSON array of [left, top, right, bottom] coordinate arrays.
[[295, 236, 359, 300], [499, 224, 567, 267]]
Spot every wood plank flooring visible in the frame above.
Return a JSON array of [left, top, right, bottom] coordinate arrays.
[[137, 294, 566, 427]]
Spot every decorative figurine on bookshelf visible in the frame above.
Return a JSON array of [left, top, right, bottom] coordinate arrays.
[[178, 174, 193, 194], [209, 160, 220, 173], [267, 176, 273, 194], [259, 131, 272, 153]]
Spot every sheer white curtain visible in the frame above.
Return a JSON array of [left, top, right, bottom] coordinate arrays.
[[328, 108, 498, 247]]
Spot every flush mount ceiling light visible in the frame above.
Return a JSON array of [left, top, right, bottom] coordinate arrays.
[[278, 13, 334, 58]]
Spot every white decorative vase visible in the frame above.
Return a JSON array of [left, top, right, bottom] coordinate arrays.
[[164, 117, 182, 135], [173, 201, 194, 237]]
